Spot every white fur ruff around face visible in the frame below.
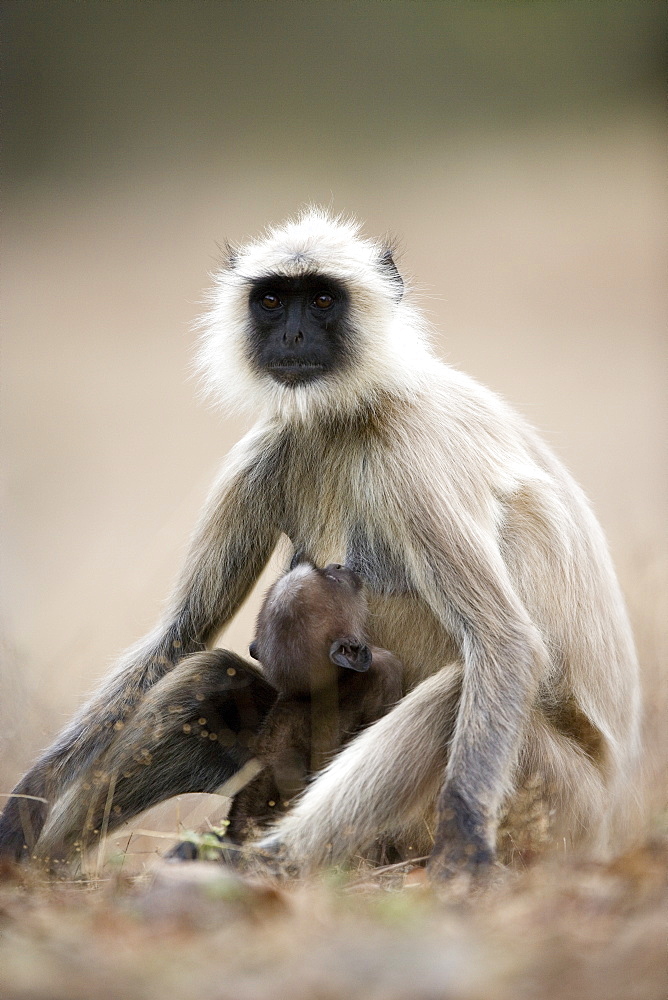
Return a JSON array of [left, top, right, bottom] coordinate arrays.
[[196, 207, 439, 422]]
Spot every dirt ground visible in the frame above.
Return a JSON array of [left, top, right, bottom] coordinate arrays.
[[1, 837, 666, 1000]]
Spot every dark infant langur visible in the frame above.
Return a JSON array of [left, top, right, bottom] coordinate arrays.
[[224, 561, 403, 845]]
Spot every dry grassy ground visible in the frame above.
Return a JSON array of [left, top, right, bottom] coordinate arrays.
[[1, 836, 666, 1000]]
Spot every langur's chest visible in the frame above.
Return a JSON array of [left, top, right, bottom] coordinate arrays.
[[280, 443, 412, 597], [280, 441, 366, 536]]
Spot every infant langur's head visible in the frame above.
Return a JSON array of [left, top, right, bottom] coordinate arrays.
[[248, 562, 371, 695]]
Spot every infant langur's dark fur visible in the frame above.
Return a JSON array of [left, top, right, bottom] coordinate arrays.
[[225, 561, 403, 844]]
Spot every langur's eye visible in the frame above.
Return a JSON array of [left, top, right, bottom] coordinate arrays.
[[314, 293, 334, 309], [261, 294, 282, 310]]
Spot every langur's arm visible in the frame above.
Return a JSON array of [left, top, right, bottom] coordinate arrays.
[[404, 497, 550, 876], [251, 702, 312, 802], [0, 439, 282, 861]]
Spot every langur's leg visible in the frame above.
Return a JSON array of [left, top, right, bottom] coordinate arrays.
[[497, 711, 609, 865], [34, 651, 277, 863], [256, 661, 610, 877]]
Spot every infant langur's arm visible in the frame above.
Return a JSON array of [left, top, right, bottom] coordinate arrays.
[[352, 648, 404, 727], [226, 699, 311, 841]]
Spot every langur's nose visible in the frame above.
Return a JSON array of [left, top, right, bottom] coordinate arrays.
[[282, 328, 304, 344]]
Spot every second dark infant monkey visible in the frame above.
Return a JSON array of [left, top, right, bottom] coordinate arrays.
[[225, 561, 404, 845]]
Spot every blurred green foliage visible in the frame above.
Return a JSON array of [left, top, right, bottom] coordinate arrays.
[[3, 1, 664, 187]]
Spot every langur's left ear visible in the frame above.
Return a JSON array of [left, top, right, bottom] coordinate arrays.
[[378, 247, 404, 302], [217, 240, 239, 271], [329, 639, 372, 672]]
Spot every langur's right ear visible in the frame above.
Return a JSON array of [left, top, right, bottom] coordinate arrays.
[[249, 641, 259, 660], [329, 639, 372, 672]]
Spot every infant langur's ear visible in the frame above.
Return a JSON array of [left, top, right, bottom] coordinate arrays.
[[329, 639, 372, 672]]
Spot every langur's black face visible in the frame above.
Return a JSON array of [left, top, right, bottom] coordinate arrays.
[[247, 275, 351, 385]]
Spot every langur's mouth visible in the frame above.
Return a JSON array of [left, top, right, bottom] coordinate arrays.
[[267, 362, 326, 383]]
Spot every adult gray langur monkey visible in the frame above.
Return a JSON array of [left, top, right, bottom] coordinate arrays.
[[0, 208, 640, 877]]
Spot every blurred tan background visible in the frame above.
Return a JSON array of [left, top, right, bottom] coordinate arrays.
[[1, 3, 666, 848]]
